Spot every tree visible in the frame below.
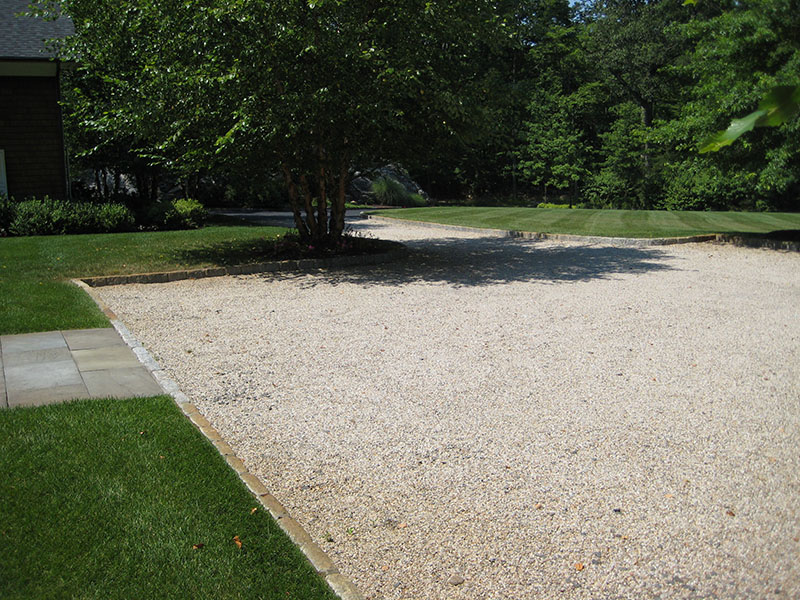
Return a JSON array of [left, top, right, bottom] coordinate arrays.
[[40, 0, 513, 243], [661, 0, 800, 210]]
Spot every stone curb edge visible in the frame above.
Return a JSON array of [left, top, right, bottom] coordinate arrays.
[[72, 280, 366, 600], [364, 214, 800, 251], [79, 243, 407, 287]]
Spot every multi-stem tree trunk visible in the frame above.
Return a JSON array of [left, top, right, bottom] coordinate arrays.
[[281, 155, 349, 247]]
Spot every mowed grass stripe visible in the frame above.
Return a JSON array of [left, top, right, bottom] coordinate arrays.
[[0, 223, 288, 335], [0, 396, 338, 600], [376, 207, 800, 238]]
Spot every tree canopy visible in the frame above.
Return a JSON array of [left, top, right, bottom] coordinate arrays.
[[38, 0, 800, 222]]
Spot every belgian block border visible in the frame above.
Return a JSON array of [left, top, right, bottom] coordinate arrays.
[[80, 241, 408, 287], [74, 269, 374, 600]]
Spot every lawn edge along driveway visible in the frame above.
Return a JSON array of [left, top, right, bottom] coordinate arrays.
[[86, 282, 368, 600], [366, 207, 800, 250]]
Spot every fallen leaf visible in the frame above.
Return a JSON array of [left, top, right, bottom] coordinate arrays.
[[233, 535, 242, 549], [575, 562, 585, 571], [250, 507, 258, 515], [192, 543, 205, 550], [397, 522, 407, 529], [382, 565, 389, 572], [726, 510, 736, 517], [535, 503, 543, 510], [665, 493, 674, 499], [159, 455, 165, 460]]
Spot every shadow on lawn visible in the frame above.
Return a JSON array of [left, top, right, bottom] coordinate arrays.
[[261, 233, 679, 288], [172, 237, 284, 266]]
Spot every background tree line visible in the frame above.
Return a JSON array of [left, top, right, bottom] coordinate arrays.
[[420, 0, 799, 212], [39, 0, 799, 241]]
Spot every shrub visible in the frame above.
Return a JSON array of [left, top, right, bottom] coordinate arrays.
[[0, 195, 13, 236], [659, 159, 758, 211], [8, 197, 135, 236], [536, 202, 571, 209], [95, 202, 137, 232], [148, 197, 208, 230], [371, 177, 427, 207], [9, 197, 61, 236], [584, 170, 637, 209]]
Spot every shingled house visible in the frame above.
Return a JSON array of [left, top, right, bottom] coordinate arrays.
[[0, 0, 74, 199]]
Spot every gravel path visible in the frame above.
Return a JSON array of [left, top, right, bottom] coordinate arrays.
[[96, 221, 800, 600]]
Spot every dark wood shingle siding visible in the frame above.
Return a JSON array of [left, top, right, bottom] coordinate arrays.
[[0, 75, 67, 199]]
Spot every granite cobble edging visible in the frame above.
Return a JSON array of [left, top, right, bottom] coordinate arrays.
[[74, 283, 366, 600], [714, 233, 800, 252], [364, 214, 800, 250], [78, 244, 407, 287]]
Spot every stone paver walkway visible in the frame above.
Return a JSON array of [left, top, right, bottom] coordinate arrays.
[[0, 328, 163, 408]]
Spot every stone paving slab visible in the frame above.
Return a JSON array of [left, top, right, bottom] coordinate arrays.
[[72, 345, 141, 372], [63, 328, 126, 350], [82, 367, 163, 398], [3, 347, 73, 368], [0, 354, 5, 409], [9, 384, 92, 408], [0, 328, 163, 409], [1, 331, 67, 353], [5, 359, 85, 392]]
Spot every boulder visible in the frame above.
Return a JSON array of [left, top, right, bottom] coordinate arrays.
[[347, 164, 429, 206]]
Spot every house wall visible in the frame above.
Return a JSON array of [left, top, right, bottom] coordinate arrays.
[[0, 74, 67, 199]]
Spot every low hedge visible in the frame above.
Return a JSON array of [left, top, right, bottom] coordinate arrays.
[[147, 197, 208, 230], [0, 196, 209, 237], [0, 196, 135, 237]]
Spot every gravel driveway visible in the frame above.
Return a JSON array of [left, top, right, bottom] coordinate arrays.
[[96, 221, 800, 600]]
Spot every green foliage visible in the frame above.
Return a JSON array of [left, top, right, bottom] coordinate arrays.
[[33, 0, 799, 212], [699, 85, 800, 153], [7, 198, 135, 237], [42, 0, 514, 242], [148, 198, 208, 230], [536, 202, 572, 209], [0, 195, 13, 236], [663, 0, 800, 211], [371, 177, 427, 207], [659, 159, 756, 211]]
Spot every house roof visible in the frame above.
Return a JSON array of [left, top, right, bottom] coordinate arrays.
[[0, 0, 74, 60]]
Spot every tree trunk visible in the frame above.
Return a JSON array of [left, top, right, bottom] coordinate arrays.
[[329, 159, 348, 240], [149, 173, 159, 204], [94, 169, 102, 201], [102, 168, 111, 201], [317, 163, 328, 242], [281, 164, 311, 241], [299, 174, 319, 243]]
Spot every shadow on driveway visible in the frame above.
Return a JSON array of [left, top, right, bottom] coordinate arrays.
[[259, 234, 679, 288]]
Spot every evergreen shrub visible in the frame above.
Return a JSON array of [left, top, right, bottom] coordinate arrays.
[[6, 197, 135, 236]]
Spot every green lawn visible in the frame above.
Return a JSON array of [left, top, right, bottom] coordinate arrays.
[[0, 223, 287, 335], [375, 207, 800, 238], [0, 396, 338, 600]]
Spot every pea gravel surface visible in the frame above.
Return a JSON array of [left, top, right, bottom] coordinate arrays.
[[95, 220, 800, 600]]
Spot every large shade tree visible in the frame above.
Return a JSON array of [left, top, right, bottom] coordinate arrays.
[[38, 0, 512, 243]]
